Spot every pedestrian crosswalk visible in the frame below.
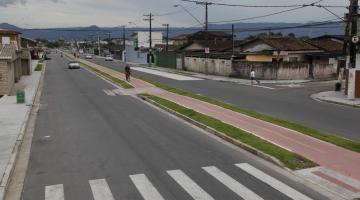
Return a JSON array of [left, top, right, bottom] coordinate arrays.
[[44, 163, 313, 200]]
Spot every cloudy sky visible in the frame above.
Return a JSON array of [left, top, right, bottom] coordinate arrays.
[[0, 0, 347, 28]]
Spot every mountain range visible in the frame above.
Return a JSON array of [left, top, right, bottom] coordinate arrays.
[[0, 22, 344, 41]]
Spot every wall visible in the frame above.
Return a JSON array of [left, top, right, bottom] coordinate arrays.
[[0, 61, 14, 95], [184, 57, 232, 76], [232, 61, 336, 80], [155, 52, 180, 69], [125, 45, 148, 64]]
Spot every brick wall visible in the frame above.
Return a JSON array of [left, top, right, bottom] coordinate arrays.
[[0, 61, 14, 95]]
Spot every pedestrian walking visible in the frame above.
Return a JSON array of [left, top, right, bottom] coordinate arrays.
[[125, 65, 131, 82], [250, 69, 260, 85], [250, 69, 255, 85]]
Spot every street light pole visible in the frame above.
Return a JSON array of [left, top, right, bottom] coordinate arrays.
[[144, 12, 154, 64], [122, 26, 126, 62]]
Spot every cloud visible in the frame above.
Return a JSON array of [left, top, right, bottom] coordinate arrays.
[[0, 0, 58, 7]]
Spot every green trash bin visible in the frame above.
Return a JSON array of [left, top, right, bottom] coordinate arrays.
[[16, 90, 25, 104]]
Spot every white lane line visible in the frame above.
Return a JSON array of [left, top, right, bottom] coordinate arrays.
[[203, 166, 264, 200], [167, 170, 215, 200], [89, 179, 115, 200], [236, 163, 313, 200], [132, 67, 202, 81], [45, 184, 64, 200], [130, 174, 165, 200]]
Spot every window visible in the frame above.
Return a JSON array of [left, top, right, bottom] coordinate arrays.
[[0, 73, 3, 80]]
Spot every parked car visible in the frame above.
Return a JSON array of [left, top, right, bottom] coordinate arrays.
[[85, 54, 93, 59], [105, 55, 113, 61], [68, 61, 80, 69]]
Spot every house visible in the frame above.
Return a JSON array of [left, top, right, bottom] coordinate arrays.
[[171, 34, 189, 46], [0, 29, 32, 96], [235, 37, 322, 62]]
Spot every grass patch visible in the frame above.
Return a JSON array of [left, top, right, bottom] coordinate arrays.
[[139, 93, 317, 170], [35, 63, 43, 71], [135, 77, 360, 153]]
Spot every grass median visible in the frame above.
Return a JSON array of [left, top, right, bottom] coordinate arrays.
[[84, 65, 134, 89], [134, 76, 360, 154], [139, 93, 317, 170]]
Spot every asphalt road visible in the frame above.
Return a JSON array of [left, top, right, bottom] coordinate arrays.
[[87, 56, 360, 141], [22, 54, 327, 199]]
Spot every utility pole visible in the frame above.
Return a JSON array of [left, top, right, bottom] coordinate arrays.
[[349, 0, 358, 69], [144, 12, 154, 63], [347, 0, 359, 99], [163, 24, 169, 52], [97, 35, 101, 56], [232, 24, 235, 58], [122, 26, 126, 62], [107, 32, 111, 55]]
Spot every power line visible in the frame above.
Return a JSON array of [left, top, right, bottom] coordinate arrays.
[[181, 0, 345, 8], [208, 0, 326, 24]]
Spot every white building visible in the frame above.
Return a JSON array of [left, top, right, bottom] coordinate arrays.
[[133, 32, 163, 49]]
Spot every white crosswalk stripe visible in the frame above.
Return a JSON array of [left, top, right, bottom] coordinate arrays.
[[236, 163, 313, 200], [45, 184, 64, 200], [130, 174, 165, 200], [203, 166, 264, 200], [42, 163, 315, 200], [167, 169, 215, 200], [89, 179, 115, 200]]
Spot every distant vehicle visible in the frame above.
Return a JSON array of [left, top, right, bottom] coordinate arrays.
[[105, 55, 113, 61], [68, 61, 80, 69], [85, 54, 93, 59]]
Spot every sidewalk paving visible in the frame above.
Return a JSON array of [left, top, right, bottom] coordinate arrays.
[[312, 91, 360, 107], [0, 61, 42, 198], [68, 53, 360, 198]]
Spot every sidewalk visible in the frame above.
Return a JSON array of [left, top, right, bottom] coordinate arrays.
[[110, 57, 311, 85], [0, 61, 42, 198], [67, 53, 360, 198], [312, 91, 360, 107]]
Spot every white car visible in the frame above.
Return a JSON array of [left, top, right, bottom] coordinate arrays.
[[105, 55, 113, 61], [85, 54, 93, 59], [68, 61, 80, 69]]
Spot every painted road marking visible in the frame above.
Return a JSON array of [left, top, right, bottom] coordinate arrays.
[[132, 67, 202, 81], [252, 84, 275, 90], [167, 169, 215, 200], [236, 163, 313, 200], [45, 184, 64, 200], [129, 174, 165, 200], [203, 166, 264, 200], [103, 89, 116, 96], [89, 179, 115, 200]]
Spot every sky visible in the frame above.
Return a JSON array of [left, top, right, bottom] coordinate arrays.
[[0, 0, 348, 28]]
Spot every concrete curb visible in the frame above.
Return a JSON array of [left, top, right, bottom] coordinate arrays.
[[311, 94, 360, 108], [138, 95, 288, 170], [0, 61, 45, 200]]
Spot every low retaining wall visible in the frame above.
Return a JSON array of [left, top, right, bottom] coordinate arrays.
[[184, 56, 337, 80], [184, 57, 232, 76]]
